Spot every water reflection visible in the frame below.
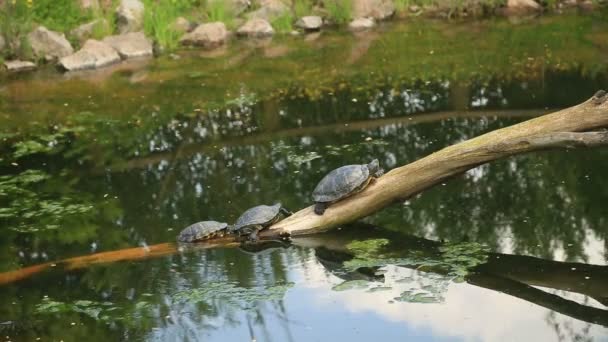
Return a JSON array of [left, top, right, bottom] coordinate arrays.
[[2, 226, 606, 341]]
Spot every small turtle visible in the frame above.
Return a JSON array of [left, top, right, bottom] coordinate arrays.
[[177, 221, 228, 243], [312, 159, 383, 215], [230, 203, 291, 241]]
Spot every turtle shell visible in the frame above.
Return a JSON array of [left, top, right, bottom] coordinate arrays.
[[177, 221, 228, 242], [312, 164, 370, 203], [231, 203, 282, 233]]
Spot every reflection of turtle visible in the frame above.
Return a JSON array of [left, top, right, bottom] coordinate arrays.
[[239, 240, 291, 255], [177, 221, 228, 242], [230, 203, 292, 241], [315, 247, 384, 283], [312, 159, 384, 215]]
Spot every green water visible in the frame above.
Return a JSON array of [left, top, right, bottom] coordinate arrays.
[[1, 14, 608, 341]]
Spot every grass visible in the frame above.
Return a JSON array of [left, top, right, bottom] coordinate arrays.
[[88, 1, 118, 40], [272, 12, 295, 33], [324, 0, 352, 24], [207, 1, 235, 27], [0, 0, 34, 60], [394, 0, 411, 12], [143, 0, 186, 51], [293, 0, 313, 18], [30, 0, 92, 32]]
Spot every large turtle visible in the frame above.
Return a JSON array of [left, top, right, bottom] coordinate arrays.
[[177, 221, 228, 242], [229, 203, 291, 241], [312, 159, 383, 215]]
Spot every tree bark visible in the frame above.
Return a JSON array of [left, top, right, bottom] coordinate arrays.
[[263, 91, 608, 236]]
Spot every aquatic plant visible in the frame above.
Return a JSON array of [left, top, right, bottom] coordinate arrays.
[[173, 281, 294, 308]]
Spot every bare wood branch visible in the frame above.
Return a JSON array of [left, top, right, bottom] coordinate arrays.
[[262, 92, 608, 236]]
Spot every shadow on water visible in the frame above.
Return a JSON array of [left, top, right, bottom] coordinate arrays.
[[0, 13, 608, 342]]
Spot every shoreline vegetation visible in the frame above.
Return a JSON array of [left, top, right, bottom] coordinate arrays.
[[0, 0, 605, 73]]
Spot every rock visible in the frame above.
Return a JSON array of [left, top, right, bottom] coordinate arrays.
[[59, 39, 121, 71], [506, 0, 541, 12], [116, 0, 145, 34], [295, 16, 323, 31], [102, 32, 153, 59], [409, 4, 421, 12], [351, 0, 395, 20], [348, 18, 375, 31], [247, 0, 289, 21], [3, 60, 36, 72], [28, 26, 74, 61], [237, 18, 274, 37], [70, 19, 109, 42], [172, 17, 191, 33], [179, 22, 229, 48], [578, 0, 595, 10]]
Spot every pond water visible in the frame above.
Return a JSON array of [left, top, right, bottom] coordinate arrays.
[[1, 14, 608, 342]]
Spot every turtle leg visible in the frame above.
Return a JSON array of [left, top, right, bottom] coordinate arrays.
[[280, 207, 293, 216], [248, 226, 263, 242], [314, 202, 328, 215], [374, 168, 385, 177]]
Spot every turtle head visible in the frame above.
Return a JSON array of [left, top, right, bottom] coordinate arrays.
[[367, 159, 380, 173]]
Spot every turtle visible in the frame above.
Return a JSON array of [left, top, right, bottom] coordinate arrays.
[[177, 221, 229, 243], [229, 203, 292, 241], [312, 159, 383, 215]]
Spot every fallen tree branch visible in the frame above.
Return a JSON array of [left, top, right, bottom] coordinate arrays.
[[1, 93, 608, 285], [262, 91, 608, 236]]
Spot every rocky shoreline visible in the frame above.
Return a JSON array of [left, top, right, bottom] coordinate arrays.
[[0, 0, 601, 74]]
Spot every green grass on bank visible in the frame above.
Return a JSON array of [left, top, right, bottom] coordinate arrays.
[[0, 0, 599, 60]]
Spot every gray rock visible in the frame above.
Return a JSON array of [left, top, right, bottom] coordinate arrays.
[[59, 40, 121, 71], [102, 32, 153, 59], [179, 22, 229, 48], [70, 19, 109, 42], [172, 17, 191, 33], [348, 17, 375, 31], [295, 16, 323, 31], [28, 26, 74, 61], [3, 60, 37, 72], [116, 0, 145, 34], [247, 0, 289, 21], [506, 0, 541, 12], [351, 0, 395, 20], [237, 18, 274, 37]]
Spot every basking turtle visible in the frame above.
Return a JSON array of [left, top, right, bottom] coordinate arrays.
[[230, 203, 291, 241], [312, 159, 383, 215], [177, 221, 228, 243]]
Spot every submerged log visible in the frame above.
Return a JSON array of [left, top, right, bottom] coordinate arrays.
[[263, 91, 608, 236]]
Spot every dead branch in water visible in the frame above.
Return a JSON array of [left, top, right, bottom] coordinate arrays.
[[263, 91, 608, 236]]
